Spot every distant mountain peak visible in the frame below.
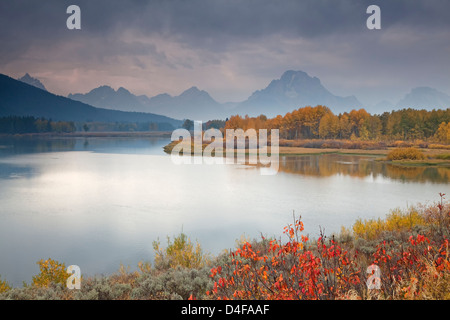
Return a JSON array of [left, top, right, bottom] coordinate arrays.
[[98, 85, 114, 90], [280, 70, 318, 83], [18, 73, 47, 91], [92, 85, 115, 93], [180, 86, 201, 95], [252, 70, 324, 97], [179, 86, 215, 101], [117, 87, 131, 94], [411, 86, 438, 94], [241, 70, 362, 116], [397, 86, 450, 109]]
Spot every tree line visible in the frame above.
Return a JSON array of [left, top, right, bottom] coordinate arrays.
[[224, 106, 450, 143], [0, 116, 76, 134], [0, 116, 178, 134], [182, 119, 227, 131], [79, 121, 175, 132]]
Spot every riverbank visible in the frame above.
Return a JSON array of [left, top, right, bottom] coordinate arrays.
[[163, 139, 450, 167]]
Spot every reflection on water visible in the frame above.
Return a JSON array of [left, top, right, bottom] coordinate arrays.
[[0, 137, 77, 155], [0, 136, 167, 156], [279, 155, 450, 184], [0, 162, 35, 179]]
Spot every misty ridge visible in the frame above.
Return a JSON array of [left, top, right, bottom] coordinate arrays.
[[17, 70, 450, 122]]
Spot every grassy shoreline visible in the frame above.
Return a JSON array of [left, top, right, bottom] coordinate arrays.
[[0, 197, 448, 300], [163, 139, 450, 167]]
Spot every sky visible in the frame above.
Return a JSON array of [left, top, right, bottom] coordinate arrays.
[[1, 0, 450, 106]]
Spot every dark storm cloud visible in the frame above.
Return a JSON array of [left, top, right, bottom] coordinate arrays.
[[2, 0, 450, 55], [1, 0, 449, 103]]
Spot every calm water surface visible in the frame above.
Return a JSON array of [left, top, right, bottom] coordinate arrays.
[[0, 137, 448, 286]]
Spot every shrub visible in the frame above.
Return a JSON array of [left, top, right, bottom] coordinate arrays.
[[390, 141, 413, 148], [31, 258, 70, 288], [413, 140, 429, 148], [1, 197, 448, 300], [341, 140, 386, 150], [321, 140, 343, 149], [131, 266, 213, 300], [428, 144, 450, 150], [436, 153, 450, 160], [207, 217, 365, 300], [0, 282, 71, 300], [386, 147, 425, 161], [153, 232, 210, 270], [0, 276, 11, 293], [74, 277, 133, 300], [207, 196, 449, 300], [353, 208, 428, 241]]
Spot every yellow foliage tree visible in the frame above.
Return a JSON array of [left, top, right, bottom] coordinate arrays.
[[0, 276, 11, 293], [153, 233, 209, 270], [32, 258, 70, 288], [434, 122, 450, 144], [319, 112, 340, 139]]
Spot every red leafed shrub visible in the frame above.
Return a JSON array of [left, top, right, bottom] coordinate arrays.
[[372, 234, 449, 299], [208, 201, 449, 300], [207, 217, 365, 300]]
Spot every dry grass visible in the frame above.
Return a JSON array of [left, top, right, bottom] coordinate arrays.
[[387, 147, 426, 161]]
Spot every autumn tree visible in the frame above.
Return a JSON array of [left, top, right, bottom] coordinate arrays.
[[319, 113, 340, 139], [434, 122, 450, 144]]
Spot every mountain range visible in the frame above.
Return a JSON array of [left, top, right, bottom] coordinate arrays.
[[68, 85, 223, 120], [66, 70, 450, 120], [67, 70, 364, 120], [0, 74, 181, 129], [7, 71, 450, 125]]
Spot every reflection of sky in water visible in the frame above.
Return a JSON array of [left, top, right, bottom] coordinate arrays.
[[0, 138, 448, 287], [0, 162, 35, 179]]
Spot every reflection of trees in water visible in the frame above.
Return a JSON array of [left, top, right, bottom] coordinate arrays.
[[0, 138, 77, 155], [0, 137, 167, 156], [383, 165, 450, 183], [278, 155, 450, 183]]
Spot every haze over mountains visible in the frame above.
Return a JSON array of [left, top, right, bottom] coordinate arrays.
[[396, 87, 450, 110], [67, 70, 365, 120], [7, 71, 450, 125], [68, 85, 223, 121], [66, 70, 450, 120], [237, 70, 362, 117]]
